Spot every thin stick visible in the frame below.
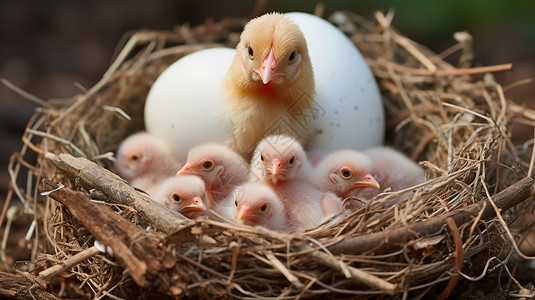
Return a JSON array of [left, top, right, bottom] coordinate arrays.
[[442, 102, 493, 123], [437, 218, 463, 300], [386, 61, 512, 77], [264, 251, 303, 288], [480, 178, 535, 260], [0, 189, 13, 234], [39, 246, 101, 278], [1, 78, 52, 108], [528, 125, 535, 177], [27, 129, 87, 158], [375, 11, 437, 72], [174, 251, 228, 280], [295, 243, 398, 295]]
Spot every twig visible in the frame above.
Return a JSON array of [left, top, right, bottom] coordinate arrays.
[[174, 251, 228, 280], [437, 218, 463, 300], [41, 180, 191, 296], [480, 178, 535, 260], [1, 78, 52, 108], [264, 251, 304, 288], [44, 152, 195, 236], [0, 271, 57, 300], [27, 129, 87, 158], [39, 245, 101, 278], [375, 11, 437, 72], [329, 177, 533, 255], [295, 243, 399, 295]]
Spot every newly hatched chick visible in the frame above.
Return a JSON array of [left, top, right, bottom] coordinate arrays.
[[250, 134, 313, 183], [152, 175, 206, 219], [233, 182, 292, 232], [176, 143, 249, 211], [313, 147, 425, 207], [251, 135, 332, 231], [359, 147, 425, 205], [313, 150, 380, 201], [225, 12, 315, 159], [114, 132, 183, 193]]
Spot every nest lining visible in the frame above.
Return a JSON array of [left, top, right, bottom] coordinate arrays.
[[3, 9, 535, 300]]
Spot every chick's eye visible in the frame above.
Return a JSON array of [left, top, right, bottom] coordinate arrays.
[[340, 168, 352, 179], [260, 154, 264, 162], [234, 200, 238, 207], [248, 46, 254, 59], [129, 154, 139, 161], [202, 161, 213, 170], [172, 194, 182, 203], [259, 204, 268, 212], [289, 51, 296, 61], [288, 156, 296, 167]]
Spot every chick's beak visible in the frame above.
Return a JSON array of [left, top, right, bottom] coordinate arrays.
[[176, 163, 192, 175], [184, 196, 205, 211], [238, 205, 258, 225], [270, 158, 282, 176], [354, 172, 380, 189], [259, 47, 277, 84]]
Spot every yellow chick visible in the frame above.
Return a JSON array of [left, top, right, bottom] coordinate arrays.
[[225, 12, 315, 159]]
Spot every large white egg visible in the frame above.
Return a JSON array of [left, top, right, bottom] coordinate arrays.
[[144, 48, 233, 162], [145, 13, 384, 161], [286, 12, 385, 151]]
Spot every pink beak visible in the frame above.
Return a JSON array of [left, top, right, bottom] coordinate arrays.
[[176, 163, 192, 175], [186, 196, 205, 211], [238, 205, 258, 224], [271, 158, 282, 176], [260, 47, 277, 84], [354, 172, 380, 189]]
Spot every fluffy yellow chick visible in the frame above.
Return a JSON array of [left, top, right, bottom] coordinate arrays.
[[225, 12, 315, 159]]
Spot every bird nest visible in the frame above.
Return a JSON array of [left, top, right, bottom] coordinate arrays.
[[3, 10, 535, 299]]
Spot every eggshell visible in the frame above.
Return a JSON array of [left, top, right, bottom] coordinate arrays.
[[286, 12, 385, 151], [144, 48, 233, 162]]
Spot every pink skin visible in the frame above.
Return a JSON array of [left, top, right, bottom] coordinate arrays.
[[328, 169, 380, 199], [176, 143, 249, 207], [359, 147, 426, 206], [114, 132, 181, 183], [250, 135, 335, 231], [233, 182, 291, 232], [313, 150, 381, 203], [163, 195, 205, 219], [153, 175, 207, 219], [250, 135, 311, 184]]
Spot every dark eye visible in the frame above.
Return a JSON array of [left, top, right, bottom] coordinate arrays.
[[202, 161, 213, 170], [289, 51, 296, 61], [260, 204, 268, 212], [260, 154, 264, 162], [340, 168, 352, 179], [130, 155, 139, 161], [172, 193, 182, 203], [248, 46, 254, 59], [235, 200, 238, 207], [288, 156, 296, 167]]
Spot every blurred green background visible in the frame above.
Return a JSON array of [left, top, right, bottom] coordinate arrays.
[[0, 0, 534, 199]]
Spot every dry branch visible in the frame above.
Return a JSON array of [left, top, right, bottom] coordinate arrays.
[[329, 177, 534, 255], [39, 246, 100, 279], [0, 271, 58, 300], [41, 180, 192, 297], [44, 152, 195, 237]]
